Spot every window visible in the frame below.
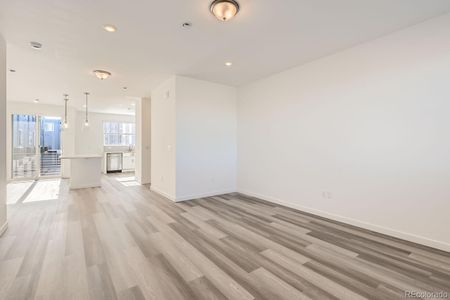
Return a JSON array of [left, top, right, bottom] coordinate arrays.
[[103, 121, 136, 146], [44, 123, 54, 132], [18, 129, 23, 147]]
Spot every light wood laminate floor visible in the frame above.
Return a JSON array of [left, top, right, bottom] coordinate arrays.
[[1, 175, 449, 300]]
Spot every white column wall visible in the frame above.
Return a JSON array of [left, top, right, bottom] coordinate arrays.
[[0, 35, 7, 235], [175, 76, 237, 201], [135, 97, 151, 184], [150, 76, 237, 201], [151, 77, 177, 200]]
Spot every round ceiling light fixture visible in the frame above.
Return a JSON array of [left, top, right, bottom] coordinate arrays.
[[210, 0, 240, 21], [93, 69, 111, 80]]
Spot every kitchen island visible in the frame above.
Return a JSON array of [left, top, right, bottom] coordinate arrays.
[[60, 154, 103, 189]]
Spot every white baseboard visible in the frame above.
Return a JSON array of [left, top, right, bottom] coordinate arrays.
[[150, 186, 237, 203], [238, 189, 450, 253], [0, 222, 8, 237], [175, 189, 237, 202], [150, 186, 176, 202]]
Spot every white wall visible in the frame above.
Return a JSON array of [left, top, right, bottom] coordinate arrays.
[[176, 76, 237, 200], [75, 111, 135, 174], [75, 111, 134, 155], [135, 97, 151, 184], [151, 76, 237, 201], [237, 14, 450, 251], [0, 35, 7, 235], [151, 77, 177, 200]]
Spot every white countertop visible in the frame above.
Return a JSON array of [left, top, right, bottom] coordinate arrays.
[[60, 154, 103, 159], [104, 151, 134, 154]]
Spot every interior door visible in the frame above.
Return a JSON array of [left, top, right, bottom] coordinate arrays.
[[11, 114, 39, 179]]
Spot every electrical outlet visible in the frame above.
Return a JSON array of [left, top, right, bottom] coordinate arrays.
[[160, 176, 164, 182]]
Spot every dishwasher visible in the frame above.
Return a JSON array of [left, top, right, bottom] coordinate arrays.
[[106, 153, 123, 173]]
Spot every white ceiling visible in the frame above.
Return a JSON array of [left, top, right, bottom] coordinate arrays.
[[1, 0, 450, 114]]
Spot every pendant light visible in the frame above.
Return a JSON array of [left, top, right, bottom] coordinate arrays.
[[84, 92, 90, 127], [63, 94, 69, 128]]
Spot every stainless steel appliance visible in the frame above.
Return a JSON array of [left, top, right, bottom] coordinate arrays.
[[106, 153, 122, 173]]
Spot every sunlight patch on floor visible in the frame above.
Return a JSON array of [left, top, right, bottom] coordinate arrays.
[[115, 176, 140, 186], [121, 181, 141, 187], [7, 181, 34, 204], [116, 176, 136, 182], [23, 179, 62, 203]]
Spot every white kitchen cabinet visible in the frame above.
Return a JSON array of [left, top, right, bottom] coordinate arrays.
[[122, 152, 135, 171]]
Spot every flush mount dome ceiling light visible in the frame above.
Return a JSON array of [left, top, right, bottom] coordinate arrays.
[[210, 0, 240, 21], [93, 70, 111, 80]]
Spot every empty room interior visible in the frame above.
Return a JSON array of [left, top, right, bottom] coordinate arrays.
[[1, 0, 450, 299]]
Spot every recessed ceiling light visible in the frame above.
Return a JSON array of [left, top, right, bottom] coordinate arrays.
[[182, 22, 192, 28], [93, 69, 112, 80], [131, 103, 135, 106], [34, 99, 39, 103], [30, 41, 42, 50], [225, 62, 232, 66], [9, 69, 16, 73], [103, 25, 117, 32], [210, 0, 240, 21], [82, 104, 87, 108]]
